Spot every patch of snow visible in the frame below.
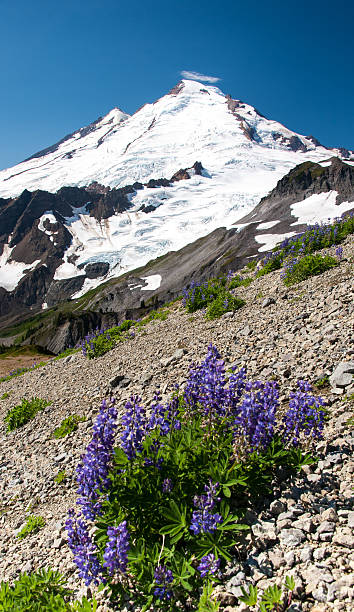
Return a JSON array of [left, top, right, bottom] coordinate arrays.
[[38, 212, 57, 235], [0, 242, 41, 291], [255, 232, 297, 253], [290, 191, 354, 226], [257, 220, 279, 230], [317, 160, 332, 167], [71, 277, 105, 299], [141, 274, 162, 291]]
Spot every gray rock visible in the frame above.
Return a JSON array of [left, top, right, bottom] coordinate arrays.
[[141, 371, 152, 384], [312, 582, 328, 602], [279, 528, 306, 547], [262, 297, 276, 308], [317, 521, 336, 534], [268, 550, 284, 569], [347, 511, 354, 528], [329, 360, 354, 388], [228, 571, 246, 587], [307, 473, 322, 484], [172, 348, 186, 361], [109, 373, 131, 388], [332, 528, 354, 548], [251, 521, 277, 544], [299, 546, 313, 562], [269, 500, 286, 516], [284, 551, 295, 567], [321, 507, 338, 522], [292, 517, 314, 533]]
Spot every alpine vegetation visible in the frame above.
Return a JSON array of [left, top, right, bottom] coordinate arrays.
[[66, 344, 325, 610], [4, 397, 51, 432], [257, 212, 353, 283], [182, 273, 249, 318]]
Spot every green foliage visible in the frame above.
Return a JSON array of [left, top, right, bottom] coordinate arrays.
[[0, 392, 10, 400], [0, 568, 98, 611], [283, 253, 338, 286], [246, 259, 257, 271], [239, 575, 295, 610], [313, 375, 330, 389], [205, 293, 245, 319], [4, 397, 51, 432], [17, 515, 45, 539], [256, 253, 283, 277], [52, 415, 85, 439], [54, 347, 79, 360], [197, 582, 220, 611], [54, 470, 67, 485], [182, 274, 246, 319]]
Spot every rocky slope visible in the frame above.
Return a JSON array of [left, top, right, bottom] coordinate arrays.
[[0, 236, 353, 611]]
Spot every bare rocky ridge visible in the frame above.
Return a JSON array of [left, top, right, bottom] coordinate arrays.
[[0, 236, 353, 610]]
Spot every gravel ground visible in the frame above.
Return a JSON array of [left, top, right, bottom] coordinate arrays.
[[0, 237, 353, 611]]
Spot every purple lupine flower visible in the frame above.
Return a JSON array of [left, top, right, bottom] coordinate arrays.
[[76, 399, 117, 519], [233, 380, 278, 452], [184, 344, 228, 419], [336, 245, 343, 260], [282, 380, 325, 446], [197, 554, 220, 578], [162, 478, 173, 493], [227, 366, 247, 414], [103, 521, 130, 576], [120, 395, 147, 460], [148, 391, 171, 436], [190, 480, 223, 535], [65, 509, 103, 586], [153, 565, 174, 600]]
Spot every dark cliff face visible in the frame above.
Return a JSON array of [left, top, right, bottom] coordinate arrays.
[[0, 162, 206, 323]]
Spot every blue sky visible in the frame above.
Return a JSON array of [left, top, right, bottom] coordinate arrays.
[[0, 0, 353, 170]]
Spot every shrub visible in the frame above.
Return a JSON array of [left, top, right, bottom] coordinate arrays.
[[4, 397, 51, 432], [66, 345, 324, 610], [17, 515, 45, 539], [205, 293, 245, 319], [0, 392, 10, 400], [182, 273, 247, 318], [0, 568, 97, 611], [52, 415, 85, 438], [282, 253, 338, 285]]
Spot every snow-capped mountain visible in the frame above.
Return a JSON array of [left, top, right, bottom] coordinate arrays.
[[0, 79, 353, 327]]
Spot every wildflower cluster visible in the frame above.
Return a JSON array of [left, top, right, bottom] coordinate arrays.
[[197, 554, 220, 578], [67, 345, 325, 610], [76, 398, 117, 519], [257, 212, 353, 283], [182, 273, 247, 319], [282, 380, 326, 446], [66, 510, 103, 586], [190, 480, 223, 535], [103, 522, 130, 576]]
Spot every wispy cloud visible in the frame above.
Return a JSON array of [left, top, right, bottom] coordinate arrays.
[[180, 71, 221, 83]]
